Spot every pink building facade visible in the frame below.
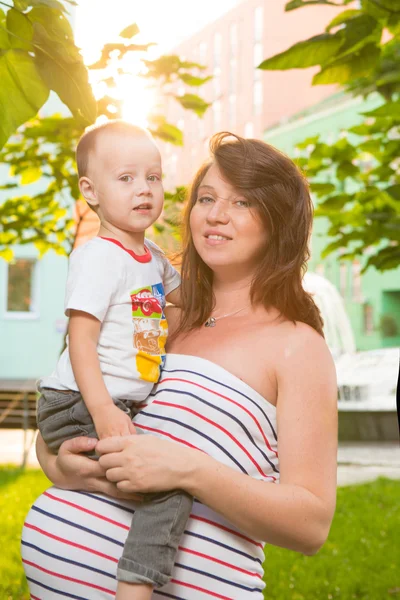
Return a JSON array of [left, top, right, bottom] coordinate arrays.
[[160, 0, 341, 189]]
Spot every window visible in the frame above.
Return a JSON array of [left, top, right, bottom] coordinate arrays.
[[253, 80, 263, 116], [363, 303, 374, 334], [213, 67, 221, 98], [339, 263, 347, 298], [198, 116, 205, 140], [253, 42, 263, 81], [229, 94, 236, 128], [229, 58, 236, 94], [230, 23, 238, 55], [213, 100, 221, 131], [213, 32, 222, 99], [244, 122, 254, 138], [213, 32, 222, 68], [199, 41, 207, 64], [352, 259, 363, 302], [254, 6, 263, 43], [6, 258, 38, 317]]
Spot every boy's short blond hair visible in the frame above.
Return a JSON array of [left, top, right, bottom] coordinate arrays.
[[76, 119, 153, 179]]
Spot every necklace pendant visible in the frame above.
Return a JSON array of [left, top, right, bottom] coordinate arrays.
[[204, 317, 216, 328]]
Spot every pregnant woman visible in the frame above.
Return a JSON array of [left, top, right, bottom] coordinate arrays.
[[22, 132, 338, 599]]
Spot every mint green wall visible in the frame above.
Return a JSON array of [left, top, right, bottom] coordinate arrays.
[[265, 94, 400, 351], [0, 6, 79, 382], [0, 247, 68, 380]]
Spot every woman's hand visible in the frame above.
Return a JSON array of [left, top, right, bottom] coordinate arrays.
[[36, 433, 142, 500], [97, 434, 200, 494]]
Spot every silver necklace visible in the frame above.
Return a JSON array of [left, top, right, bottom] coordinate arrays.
[[204, 306, 248, 328]]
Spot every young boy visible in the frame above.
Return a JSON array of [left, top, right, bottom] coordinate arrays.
[[37, 120, 192, 600]]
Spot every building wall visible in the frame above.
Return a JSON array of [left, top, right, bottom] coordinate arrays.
[[264, 94, 400, 351], [160, 0, 341, 190], [0, 5, 78, 382], [0, 245, 68, 380]]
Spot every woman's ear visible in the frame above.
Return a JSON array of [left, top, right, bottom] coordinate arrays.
[[79, 177, 98, 208]]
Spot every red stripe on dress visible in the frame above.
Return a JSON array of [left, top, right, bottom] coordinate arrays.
[[24, 523, 118, 562], [170, 578, 232, 599], [152, 400, 269, 478], [30, 595, 41, 600], [159, 377, 278, 457], [43, 491, 130, 530], [190, 514, 263, 549], [135, 424, 204, 452], [179, 546, 262, 579], [22, 559, 115, 595]]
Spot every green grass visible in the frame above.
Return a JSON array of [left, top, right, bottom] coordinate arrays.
[[263, 478, 400, 600], [0, 468, 399, 599], [0, 466, 50, 600]]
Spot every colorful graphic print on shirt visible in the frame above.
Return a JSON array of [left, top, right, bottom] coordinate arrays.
[[130, 283, 168, 383]]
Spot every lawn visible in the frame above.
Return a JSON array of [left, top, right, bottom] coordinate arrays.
[[0, 468, 399, 599]]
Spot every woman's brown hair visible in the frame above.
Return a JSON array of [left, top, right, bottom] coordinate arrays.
[[177, 132, 324, 337]]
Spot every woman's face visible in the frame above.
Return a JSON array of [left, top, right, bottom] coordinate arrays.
[[189, 163, 267, 275]]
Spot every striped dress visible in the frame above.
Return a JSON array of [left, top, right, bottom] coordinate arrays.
[[22, 354, 279, 599]]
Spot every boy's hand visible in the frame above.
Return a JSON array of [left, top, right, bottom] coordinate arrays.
[[93, 404, 136, 439]]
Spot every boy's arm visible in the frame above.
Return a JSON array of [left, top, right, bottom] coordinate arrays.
[[165, 284, 181, 307], [69, 310, 135, 438]]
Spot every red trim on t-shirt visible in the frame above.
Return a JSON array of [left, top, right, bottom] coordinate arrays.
[[99, 237, 152, 263]]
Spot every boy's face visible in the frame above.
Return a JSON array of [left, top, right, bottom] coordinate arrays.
[[80, 130, 164, 235]]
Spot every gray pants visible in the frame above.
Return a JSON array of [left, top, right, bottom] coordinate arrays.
[[37, 387, 193, 587]]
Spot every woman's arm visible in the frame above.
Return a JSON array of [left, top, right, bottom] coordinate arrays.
[[36, 433, 136, 498], [98, 324, 338, 555]]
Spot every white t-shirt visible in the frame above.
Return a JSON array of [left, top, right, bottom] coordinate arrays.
[[41, 237, 180, 401]]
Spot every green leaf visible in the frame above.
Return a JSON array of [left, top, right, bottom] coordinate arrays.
[[313, 43, 380, 85], [258, 34, 343, 70], [349, 123, 372, 135], [310, 182, 336, 195], [296, 135, 320, 149], [336, 160, 359, 180], [178, 73, 212, 87], [32, 15, 96, 124], [0, 49, 49, 150], [12, 0, 30, 9], [0, 247, 14, 261], [7, 8, 34, 50], [119, 23, 139, 39], [175, 93, 210, 117], [150, 121, 183, 145], [334, 15, 380, 59], [361, 0, 396, 20], [21, 166, 42, 183], [358, 139, 381, 154], [326, 9, 363, 32], [29, 0, 68, 12], [315, 194, 351, 212], [362, 101, 400, 118], [0, 9, 11, 49]]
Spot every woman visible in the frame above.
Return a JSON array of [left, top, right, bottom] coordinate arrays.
[[22, 132, 337, 599]]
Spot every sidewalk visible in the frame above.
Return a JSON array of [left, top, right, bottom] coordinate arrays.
[[0, 431, 399, 486]]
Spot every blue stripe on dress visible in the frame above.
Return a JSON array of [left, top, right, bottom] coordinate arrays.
[[22, 541, 116, 579], [160, 367, 277, 440], [153, 387, 279, 473], [31, 506, 124, 547], [138, 411, 249, 475]]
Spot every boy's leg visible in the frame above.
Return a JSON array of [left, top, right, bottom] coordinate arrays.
[[117, 489, 193, 588], [37, 388, 97, 453]]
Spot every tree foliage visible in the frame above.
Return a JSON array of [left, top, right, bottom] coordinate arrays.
[[0, 5, 210, 259], [0, 0, 96, 150], [260, 0, 400, 271]]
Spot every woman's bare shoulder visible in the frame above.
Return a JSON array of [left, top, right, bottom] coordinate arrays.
[[274, 319, 335, 380]]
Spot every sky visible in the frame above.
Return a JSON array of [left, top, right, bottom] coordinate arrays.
[[75, 0, 243, 62]]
